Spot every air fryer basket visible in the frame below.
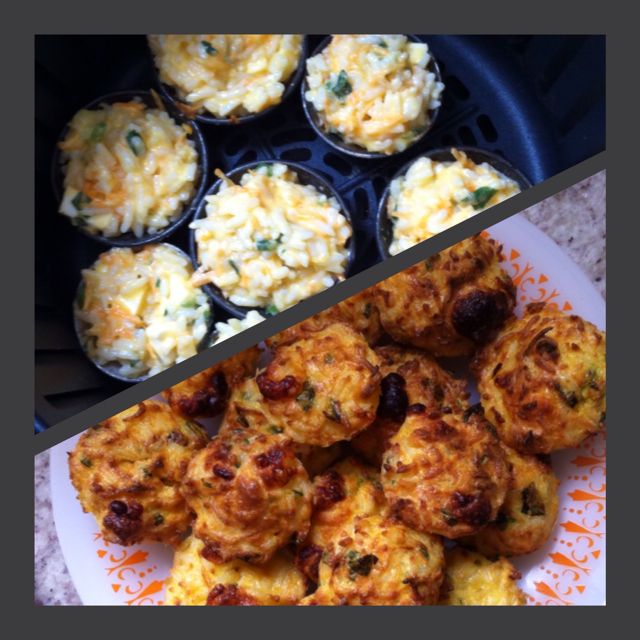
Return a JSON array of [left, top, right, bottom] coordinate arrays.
[[35, 34, 605, 430]]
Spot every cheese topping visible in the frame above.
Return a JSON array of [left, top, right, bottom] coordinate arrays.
[[191, 163, 352, 312], [305, 35, 444, 154], [149, 35, 303, 118], [58, 100, 198, 238], [388, 149, 521, 255], [75, 244, 210, 378]]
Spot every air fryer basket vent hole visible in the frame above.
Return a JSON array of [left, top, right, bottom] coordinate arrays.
[[280, 147, 312, 163], [272, 128, 317, 147], [477, 114, 498, 143], [324, 152, 353, 177], [458, 125, 477, 146]]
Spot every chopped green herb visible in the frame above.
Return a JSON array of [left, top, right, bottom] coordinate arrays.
[[265, 303, 279, 316], [181, 298, 199, 309], [129, 360, 140, 368], [346, 550, 378, 580], [269, 425, 284, 434], [126, 130, 145, 156], [80, 457, 92, 468], [202, 480, 213, 488], [419, 545, 430, 560], [203, 308, 212, 325], [76, 283, 86, 309], [89, 121, 107, 143], [201, 40, 217, 55], [292, 489, 304, 497], [553, 382, 578, 408], [142, 467, 152, 478], [462, 186, 498, 210], [495, 511, 517, 531], [363, 303, 372, 319], [256, 163, 274, 177], [441, 509, 458, 526], [256, 234, 282, 252], [72, 191, 92, 211], [323, 399, 342, 423], [377, 38, 388, 48], [521, 484, 545, 516], [153, 514, 165, 526], [424, 255, 438, 271], [164, 309, 169, 316], [236, 410, 250, 428], [327, 70, 352, 99], [296, 381, 316, 411], [228, 259, 240, 275], [324, 353, 334, 364]]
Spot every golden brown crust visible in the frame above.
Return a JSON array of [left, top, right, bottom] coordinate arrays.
[[257, 323, 381, 446], [163, 347, 260, 420], [373, 235, 516, 357], [472, 303, 606, 453], [381, 407, 510, 538], [181, 429, 312, 563], [266, 287, 384, 349], [470, 446, 559, 556], [165, 536, 306, 606], [303, 514, 445, 606], [68, 401, 209, 547], [352, 344, 469, 465], [439, 547, 526, 606], [295, 458, 385, 585], [219, 377, 345, 477]]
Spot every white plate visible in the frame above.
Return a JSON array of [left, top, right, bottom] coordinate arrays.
[[49, 214, 606, 606]]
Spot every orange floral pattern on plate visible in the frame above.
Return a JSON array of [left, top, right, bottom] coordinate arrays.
[[84, 234, 606, 606]]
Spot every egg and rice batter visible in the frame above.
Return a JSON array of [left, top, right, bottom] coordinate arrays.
[[148, 34, 304, 118], [75, 244, 210, 378], [387, 149, 521, 255], [191, 162, 352, 312], [305, 34, 444, 154], [58, 100, 198, 238]]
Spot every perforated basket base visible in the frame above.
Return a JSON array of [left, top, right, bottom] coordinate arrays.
[[35, 34, 605, 429]]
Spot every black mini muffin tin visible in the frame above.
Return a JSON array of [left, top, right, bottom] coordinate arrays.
[[51, 89, 209, 247], [189, 160, 356, 318], [155, 36, 309, 126], [375, 146, 533, 259], [35, 34, 605, 430], [301, 35, 443, 159]]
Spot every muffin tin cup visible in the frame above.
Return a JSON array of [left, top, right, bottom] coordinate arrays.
[[152, 36, 309, 126], [301, 35, 443, 160], [189, 160, 356, 319], [73, 243, 216, 383], [51, 89, 209, 249], [375, 146, 533, 259]]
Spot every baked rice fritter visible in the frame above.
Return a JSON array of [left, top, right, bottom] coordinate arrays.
[[472, 302, 606, 453], [257, 323, 381, 446], [301, 513, 444, 606], [381, 406, 510, 538], [69, 400, 209, 546], [352, 344, 469, 465], [295, 457, 386, 583], [165, 536, 306, 606], [471, 446, 559, 556], [181, 429, 312, 564], [373, 235, 516, 357], [439, 547, 526, 606], [266, 287, 384, 349], [219, 377, 345, 477], [163, 347, 260, 420]]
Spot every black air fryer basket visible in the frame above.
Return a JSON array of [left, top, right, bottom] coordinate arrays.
[[35, 35, 605, 430]]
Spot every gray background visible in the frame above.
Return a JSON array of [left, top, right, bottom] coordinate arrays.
[[35, 171, 606, 605]]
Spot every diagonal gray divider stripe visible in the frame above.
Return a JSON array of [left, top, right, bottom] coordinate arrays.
[[34, 151, 606, 453]]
